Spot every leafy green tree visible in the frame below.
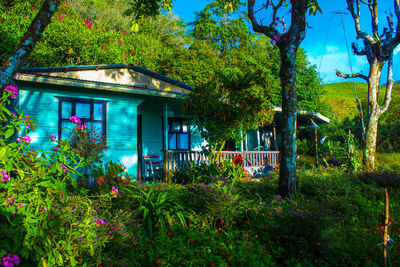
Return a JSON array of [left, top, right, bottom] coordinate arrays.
[[336, 0, 400, 171], [248, 0, 321, 196], [0, 0, 63, 97], [184, 68, 274, 159]]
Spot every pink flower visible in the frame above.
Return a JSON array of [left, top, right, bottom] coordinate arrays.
[[69, 116, 81, 124], [49, 135, 57, 141], [5, 85, 18, 99], [111, 186, 119, 197], [74, 124, 87, 131], [39, 207, 47, 211], [17, 135, 31, 144], [60, 164, 67, 172], [1, 170, 9, 183], [52, 146, 60, 152]]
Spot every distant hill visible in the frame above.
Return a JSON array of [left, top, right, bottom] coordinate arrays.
[[321, 81, 400, 121], [322, 82, 368, 121]]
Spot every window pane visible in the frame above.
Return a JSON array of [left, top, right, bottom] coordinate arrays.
[[178, 133, 189, 150], [168, 133, 177, 149], [62, 102, 72, 119], [76, 103, 91, 119], [61, 121, 75, 140], [182, 122, 189, 133], [94, 103, 103, 121], [86, 122, 103, 136], [171, 120, 180, 132]]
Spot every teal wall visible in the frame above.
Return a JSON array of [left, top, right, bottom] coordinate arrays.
[[246, 130, 259, 151], [17, 82, 205, 179], [138, 98, 204, 156], [18, 82, 142, 177]]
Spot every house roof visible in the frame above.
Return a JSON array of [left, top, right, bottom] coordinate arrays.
[[273, 106, 330, 125], [14, 64, 193, 98]]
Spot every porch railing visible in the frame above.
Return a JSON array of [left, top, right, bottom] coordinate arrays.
[[163, 150, 280, 174]]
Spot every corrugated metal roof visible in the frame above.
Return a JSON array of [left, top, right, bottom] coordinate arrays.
[[18, 64, 194, 91]]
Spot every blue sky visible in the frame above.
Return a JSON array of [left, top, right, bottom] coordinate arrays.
[[171, 0, 400, 85]]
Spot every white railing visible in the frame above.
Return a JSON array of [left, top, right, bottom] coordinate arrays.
[[164, 150, 280, 171]]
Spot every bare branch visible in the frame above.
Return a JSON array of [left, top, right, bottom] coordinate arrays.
[[336, 70, 369, 81], [271, 0, 285, 26], [247, 0, 278, 39], [346, 0, 375, 43], [380, 27, 388, 39], [351, 42, 368, 55], [360, 0, 372, 5], [371, 0, 379, 39], [380, 52, 394, 114]]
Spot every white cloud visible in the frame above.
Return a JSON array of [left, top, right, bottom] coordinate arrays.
[[394, 46, 400, 56], [307, 44, 369, 84]]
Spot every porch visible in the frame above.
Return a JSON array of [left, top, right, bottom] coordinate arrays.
[[162, 150, 280, 179]]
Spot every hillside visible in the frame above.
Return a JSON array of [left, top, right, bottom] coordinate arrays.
[[322, 81, 400, 121], [322, 82, 368, 121]]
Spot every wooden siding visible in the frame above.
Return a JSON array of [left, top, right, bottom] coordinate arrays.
[[18, 82, 143, 177]]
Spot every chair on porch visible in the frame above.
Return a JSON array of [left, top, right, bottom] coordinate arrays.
[[143, 155, 162, 181]]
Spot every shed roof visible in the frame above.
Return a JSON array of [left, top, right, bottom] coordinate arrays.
[[15, 64, 193, 98], [273, 106, 330, 125]]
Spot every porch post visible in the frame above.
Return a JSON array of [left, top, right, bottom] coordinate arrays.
[[163, 102, 169, 181], [257, 127, 260, 149], [273, 122, 277, 150], [245, 131, 248, 151], [240, 128, 244, 151]]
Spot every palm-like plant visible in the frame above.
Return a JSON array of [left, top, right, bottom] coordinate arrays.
[[131, 185, 189, 235]]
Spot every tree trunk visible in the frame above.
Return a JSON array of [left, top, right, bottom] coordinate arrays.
[[1, 0, 62, 94], [363, 60, 383, 171], [278, 44, 298, 196]]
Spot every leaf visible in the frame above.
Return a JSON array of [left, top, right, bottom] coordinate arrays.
[[131, 22, 139, 33], [4, 128, 14, 139]]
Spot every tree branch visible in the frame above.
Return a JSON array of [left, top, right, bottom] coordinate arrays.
[[346, 0, 375, 43], [1, 0, 63, 89], [247, 0, 278, 39], [380, 52, 394, 114], [336, 70, 368, 81], [370, 0, 379, 39], [351, 42, 368, 55]]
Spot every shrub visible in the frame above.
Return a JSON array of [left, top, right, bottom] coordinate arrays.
[[358, 170, 400, 187]]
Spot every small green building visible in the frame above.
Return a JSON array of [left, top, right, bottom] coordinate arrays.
[[14, 64, 329, 179]]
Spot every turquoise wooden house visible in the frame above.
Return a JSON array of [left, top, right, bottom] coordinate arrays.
[[14, 64, 205, 180], [13, 64, 329, 180]]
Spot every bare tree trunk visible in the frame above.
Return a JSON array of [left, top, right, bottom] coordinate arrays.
[[1, 0, 63, 93], [364, 60, 384, 171], [278, 44, 298, 196], [364, 112, 379, 170]]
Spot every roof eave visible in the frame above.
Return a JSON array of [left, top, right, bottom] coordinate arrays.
[[14, 73, 186, 99]]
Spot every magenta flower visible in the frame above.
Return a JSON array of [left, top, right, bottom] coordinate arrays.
[[16, 135, 31, 144], [111, 186, 119, 197], [74, 124, 87, 131], [1, 253, 19, 267], [60, 164, 67, 172], [5, 85, 18, 99], [49, 135, 57, 141], [52, 146, 60, 152], [1, 170, 9, 183], [69, 116, 81, 124]]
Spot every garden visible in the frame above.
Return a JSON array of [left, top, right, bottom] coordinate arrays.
[[1, 86, 400, 267]]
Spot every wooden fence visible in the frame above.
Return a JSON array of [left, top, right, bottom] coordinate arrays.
[[163, 150, 280, 174]]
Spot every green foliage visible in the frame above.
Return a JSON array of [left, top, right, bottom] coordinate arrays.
[[0, 87, 108, 265], [128, 184, 189, 235], [173, 158, 249, 185]]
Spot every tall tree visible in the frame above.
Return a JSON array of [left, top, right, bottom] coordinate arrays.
[[248, 0, 320, 196], [336, 0, 400, 171], [0, 0, 63, 96]]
